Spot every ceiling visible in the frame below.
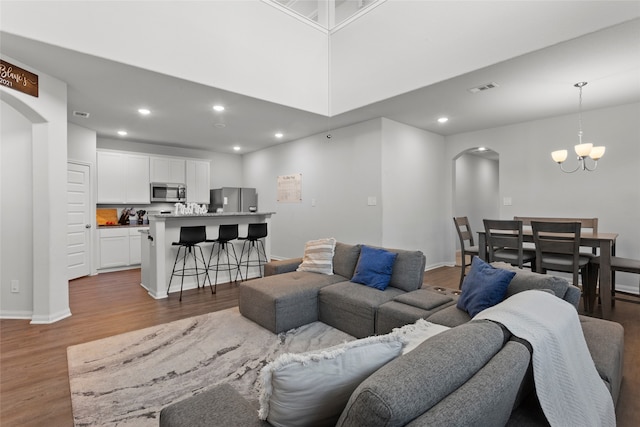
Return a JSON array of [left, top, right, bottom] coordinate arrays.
[[1, 10, 639, 155]]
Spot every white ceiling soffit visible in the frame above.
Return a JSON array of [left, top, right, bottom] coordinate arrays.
[[0, 3, 638, 154], [329, 0, 640, 115], [2, 0, 637, 117]]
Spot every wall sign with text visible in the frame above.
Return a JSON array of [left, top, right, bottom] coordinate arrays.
[[0, 59, 39, 97], [277, 173, 302, 203]]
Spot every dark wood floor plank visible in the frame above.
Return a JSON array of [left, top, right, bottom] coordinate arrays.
[[1, 267, 638, 426]]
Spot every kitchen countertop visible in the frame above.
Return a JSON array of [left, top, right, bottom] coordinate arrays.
[[148, 212, 275, 218], [98, 223, 150, 228]]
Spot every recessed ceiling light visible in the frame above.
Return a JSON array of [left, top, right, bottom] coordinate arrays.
[[275, 132, 284, 138], [214, 123, 226, 128], [233, 146, 241, 151], [138, 108, 151, 115], [117, 130, 128, 136], [213, 105, 225, 112], [437, 117, 449, 124]]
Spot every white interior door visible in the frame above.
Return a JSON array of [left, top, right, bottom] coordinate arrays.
[[67, 162, 92, 279]]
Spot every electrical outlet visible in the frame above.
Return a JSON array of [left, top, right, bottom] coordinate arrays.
[[11, 279, 19, 293]]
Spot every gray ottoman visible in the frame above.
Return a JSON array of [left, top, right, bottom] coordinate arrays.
[[238, 271, 345, 333], [376, 288, 456, 334]]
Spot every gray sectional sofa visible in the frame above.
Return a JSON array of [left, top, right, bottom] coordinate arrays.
[[160, 242, 624, 427], [239, 242, 447, 338]]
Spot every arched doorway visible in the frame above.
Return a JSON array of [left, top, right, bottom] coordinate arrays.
[[452, 147, 500, 263]]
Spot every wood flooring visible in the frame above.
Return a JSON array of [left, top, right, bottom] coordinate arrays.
[[1, 267, 638, 426]]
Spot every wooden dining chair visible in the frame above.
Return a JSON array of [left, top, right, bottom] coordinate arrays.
[[588, 256, 640, 310], [531, 221, 592, 310], [453, 217, 479, 289], [483, 219, 536, 270]]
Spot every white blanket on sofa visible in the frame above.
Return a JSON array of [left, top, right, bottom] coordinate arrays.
[[475, 290, 615, 427]]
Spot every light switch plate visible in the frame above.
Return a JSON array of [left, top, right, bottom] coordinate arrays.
[[367, 196, 377, 206], [503, 197, 512, 206]]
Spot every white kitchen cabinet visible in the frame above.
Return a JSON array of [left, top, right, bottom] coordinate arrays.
[[186, 160, 211, 203], [97, 151, 150, 203], [97, 151, 125, 203], [98, 227, 130, 268], [150, 156, 186, 184], [129, 228, 142, 265], [124, 154, 151, 203], [98, 227, 146, 269]]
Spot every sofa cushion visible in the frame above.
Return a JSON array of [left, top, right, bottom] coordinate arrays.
[[491, 262, 580, 308], [579, 315, 624, 405], [394, 288, 453, 311], [385, 247, 427, 292], [457, 257, 515, 317], [258, 334, 404, 427], [159, 383, 268, 427], [319, 282, 405, 338], [424, 304, 472, 328], [336, 320, 510, 427], [351, 246, 398, 291], [406, 340, 531, 427], [333, 242, 361, 278], [297, 237, 336, 275]]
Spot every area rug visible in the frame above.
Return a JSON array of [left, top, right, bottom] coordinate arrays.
[[67, 307, 354, 426]]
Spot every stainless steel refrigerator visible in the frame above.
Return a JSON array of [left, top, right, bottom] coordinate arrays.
[[209, 187, 257, 213]]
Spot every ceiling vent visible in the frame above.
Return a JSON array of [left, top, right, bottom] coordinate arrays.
[[73, 110, 90, 118], [468, 82, 499, 94]]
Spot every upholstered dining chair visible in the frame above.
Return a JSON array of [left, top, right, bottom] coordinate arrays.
[[453, 217, 479, 289], [531, 221, 592, 310], [483, 219, 536, 270]]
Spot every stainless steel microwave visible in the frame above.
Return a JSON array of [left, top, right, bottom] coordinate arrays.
[[150, 183, 186, 202]]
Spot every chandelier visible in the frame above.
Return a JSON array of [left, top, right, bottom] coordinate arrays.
[[551, 82, 605, 173]]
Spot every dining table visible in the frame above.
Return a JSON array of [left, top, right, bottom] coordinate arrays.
[[477, 229, 618, 319]]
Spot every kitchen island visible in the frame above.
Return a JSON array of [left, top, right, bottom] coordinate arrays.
[[141, 212, 275, 299]]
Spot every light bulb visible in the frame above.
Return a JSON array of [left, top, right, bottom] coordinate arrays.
[[551, 150, 568, 163], [574, 143, 593, 157], [589, 146, 606, 160]]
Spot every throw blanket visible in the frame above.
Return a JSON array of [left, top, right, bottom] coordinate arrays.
[[475, 290, 615, 427]]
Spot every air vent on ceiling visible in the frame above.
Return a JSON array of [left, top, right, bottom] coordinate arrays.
[[73, 110, 90, 118], [468, 82, 499, 94]]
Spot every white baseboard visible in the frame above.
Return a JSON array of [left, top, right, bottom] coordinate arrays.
[[0, 310, 33, 320], [30, 308, 72, 324]]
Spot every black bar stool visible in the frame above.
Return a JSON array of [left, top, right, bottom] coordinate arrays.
[[206, 224, 243, 288], [168, 226, 213, 301], [237, 223, 268, 280]]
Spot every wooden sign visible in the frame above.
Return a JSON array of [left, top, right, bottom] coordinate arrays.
[[0, 59, 39, 97]]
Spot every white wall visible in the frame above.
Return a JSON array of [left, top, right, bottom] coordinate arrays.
[[381, 118, 448, 268], [242, 118, 451, 266], [454, 153, 500, 243], [0, 56, 70, 322], [0, 102, 34, 317], [68, 123, 97, 164], [243, 119, 384, 258], [445, 102, 640, 290]]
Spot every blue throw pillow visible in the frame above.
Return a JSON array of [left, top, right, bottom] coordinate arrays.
[[351, 246, 398, 291], [457, 257, 516, 317]]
